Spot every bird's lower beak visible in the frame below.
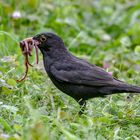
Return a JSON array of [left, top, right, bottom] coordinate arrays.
[[32, 35, 41, 47], [33, 39, 40, 47]]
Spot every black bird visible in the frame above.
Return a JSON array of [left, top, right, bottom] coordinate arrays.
[[33, 32, 140, 114]]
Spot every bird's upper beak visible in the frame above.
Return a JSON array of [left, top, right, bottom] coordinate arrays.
[[32, 36, 41, 47], [33, 39, 40, 47]]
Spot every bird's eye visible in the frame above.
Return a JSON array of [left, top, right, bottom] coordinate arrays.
[[40, 35, 46, 42]]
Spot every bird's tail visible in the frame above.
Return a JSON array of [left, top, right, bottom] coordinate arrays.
[[116, 83, 140, 94], [102, 81, 140, 95]]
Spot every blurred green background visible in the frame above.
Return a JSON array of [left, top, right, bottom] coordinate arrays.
[[0, 0, 140, 139]]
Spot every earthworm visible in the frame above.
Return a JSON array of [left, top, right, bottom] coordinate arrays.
[[17, 37, 39, 82]]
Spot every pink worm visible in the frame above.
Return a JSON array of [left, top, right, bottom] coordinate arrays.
[[17, 37, 39, 82]]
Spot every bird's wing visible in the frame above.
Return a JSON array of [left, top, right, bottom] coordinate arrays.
[[50, 58, 116, 86]]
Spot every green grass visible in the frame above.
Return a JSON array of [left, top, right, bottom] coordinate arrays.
[[0, 0, 140, 139]]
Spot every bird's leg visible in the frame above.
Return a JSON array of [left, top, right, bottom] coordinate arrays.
[[78, 99, 86, 115]]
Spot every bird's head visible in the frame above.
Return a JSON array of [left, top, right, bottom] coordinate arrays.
[[33, 32, 64, 51], [18, 32, 66, 82]]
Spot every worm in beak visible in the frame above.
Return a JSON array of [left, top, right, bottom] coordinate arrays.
[[17, 37, 39, 82]]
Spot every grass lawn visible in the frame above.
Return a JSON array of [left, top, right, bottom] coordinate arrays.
[[0, 0, 140, 139]]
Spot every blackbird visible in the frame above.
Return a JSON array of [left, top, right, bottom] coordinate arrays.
[[31, 32, 140, 114]]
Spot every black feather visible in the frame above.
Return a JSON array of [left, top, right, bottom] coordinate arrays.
[[33, 32, 140, 113]]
